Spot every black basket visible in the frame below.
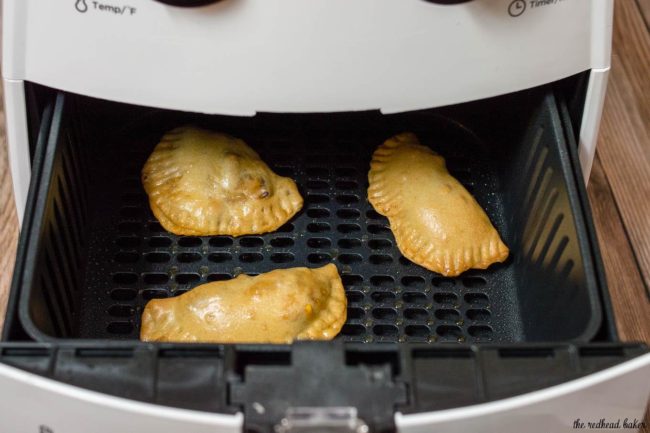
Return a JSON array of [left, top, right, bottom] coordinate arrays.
[[10, 88, 604, 344]]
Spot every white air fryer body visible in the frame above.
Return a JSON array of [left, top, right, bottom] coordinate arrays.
[[4, 0, 612, 220], [2, 1, 649, 432]]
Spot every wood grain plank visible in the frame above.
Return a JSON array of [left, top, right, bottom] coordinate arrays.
[[636, 0, 650, 31], [588, 155, 650, 344], [596, 0, 650, 296], [0, 83, 19, 336]]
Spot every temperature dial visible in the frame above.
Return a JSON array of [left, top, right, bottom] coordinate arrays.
[[153, 0, 224, 6]]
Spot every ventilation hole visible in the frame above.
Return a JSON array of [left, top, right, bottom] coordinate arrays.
[[432, 277, 455, 288], [306, 253, 331, 264], [177, 253, 201, 263], [307, 180, 329, 190], [307, 208, 330, 218], [122, 192, 145, 204], [240, 237, 264, 248], [372, 308, 397, 320], [368, 224, 391, 235], [341, 324, 365, 336], [366, 209, 382, 219], [463, 277, 487, 288], [435, 309, 461, 321], [116, 237, 140, 248], [335, 180, 358, 190], [113, 273, 137, 285], [405, 325, 430, 337], [338, 238, 361, 249], [118, 222, 141, 233], [271, 237, 294, 248], [308, 223, 330, 233], [239, 253, 263, 263], [346, 291, 364, 302], [467, 309, 491, 321], [464, 293, 489, 306], [143, 273, 169, 285], [336, 195, 359, 205], [208, 253, 233, 263], [107, 322, 134, 335], [147, 222, 165, 232], [368, 239, 392, 250], [434, 293, 458, 304], [208, 238, 234, 249], [108, 305, 135, 318], [338, 254, 362, 264], [336, 209, 361, 222], [468, 325, 493, 338], [404, 308, 428, 320], [272, 253, 295, 263], [342, 275, 363, 286], [306, 167, 328, 177], [403, 292, 427, 304], [149, 237, 172, 247], [372, 292, 396, 302], [277, 223, 294, 233], [207, 273, 232, 281], [142, 289, 168, 300], [436, 325, 463, 338], [335, 167, 357, 177], [307, 238, 331, 248], [307, 194, 329, 204], [145, 252, 171, 263], [499, 348, 555, 358], [178, 237, 202, 247], [369, 254, 392, 265], [120, 206, 144, 218], [114, 252, 139, 263], [399, 256, 413, 266], [110, 288, 137, 301], [176, 273, 200, 284], [401, 276, 425, 288], [373, 325, 398, 337], [337, 224, 361, 234], [347, 308, 365, 320], [370, 275, 395, 287]]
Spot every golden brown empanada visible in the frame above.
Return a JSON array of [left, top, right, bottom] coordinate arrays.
[[142, 127, 303, 236], [368, 133, 509, 277], [140, 264, 347, 343]]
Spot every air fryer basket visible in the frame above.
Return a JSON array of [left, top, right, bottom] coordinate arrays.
[[15, 88, 602, 344]]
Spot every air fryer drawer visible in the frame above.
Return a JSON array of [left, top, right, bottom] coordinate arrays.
[[8, 88, 606, 345], [4, 86, 650, 432]]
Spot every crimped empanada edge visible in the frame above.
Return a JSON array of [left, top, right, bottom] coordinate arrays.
[[391, 217, 509, 277], [367, 139, 408, 217], [297, 264, 347, 341]]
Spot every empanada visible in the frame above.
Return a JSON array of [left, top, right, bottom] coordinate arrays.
[[142, 127, 303, 236], [140, 264, 347, 343], [368, 133, 509, 277]]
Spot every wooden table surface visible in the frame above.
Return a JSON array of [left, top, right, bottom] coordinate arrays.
[[0, 0, 648, 424]]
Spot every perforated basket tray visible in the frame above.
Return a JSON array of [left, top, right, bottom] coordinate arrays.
[[13, 88, 603, 344]]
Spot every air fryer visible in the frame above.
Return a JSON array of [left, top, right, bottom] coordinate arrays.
[[1, 77, 647, 432]]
